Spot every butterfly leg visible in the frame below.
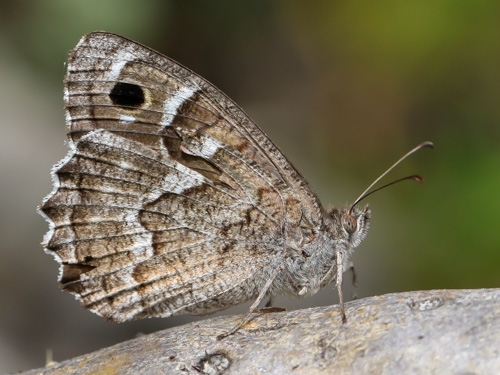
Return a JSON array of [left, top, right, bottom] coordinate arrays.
[[336, 251, 347, 323], [347, 260, 358, 300], [265, 296, 274, 308], [217, 262, 284, 340]]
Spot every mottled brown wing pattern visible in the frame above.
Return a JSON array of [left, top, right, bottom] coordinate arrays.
[[40, 32, 326, 321], [41, 130, 280, 320], [64, 32, 323, 229]]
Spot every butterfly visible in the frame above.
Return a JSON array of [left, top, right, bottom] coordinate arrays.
[[39, 32, 431, 338]]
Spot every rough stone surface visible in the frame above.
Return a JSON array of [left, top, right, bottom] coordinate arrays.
[[21, 288, 500, 375]]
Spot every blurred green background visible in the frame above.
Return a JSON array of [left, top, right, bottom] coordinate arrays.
[[0, 1, 498, 372]]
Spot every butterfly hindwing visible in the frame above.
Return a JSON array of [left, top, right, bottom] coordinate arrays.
[[40, 130, 280, 320]]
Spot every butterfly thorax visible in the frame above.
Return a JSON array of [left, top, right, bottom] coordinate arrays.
[[280, 205, 371, 298]]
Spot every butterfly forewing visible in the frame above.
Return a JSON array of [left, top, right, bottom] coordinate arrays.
[[40, 32, 326, 321], [64, 32, 323, 226]]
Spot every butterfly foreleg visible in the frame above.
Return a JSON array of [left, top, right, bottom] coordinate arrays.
[[336, 250, 347, 323]]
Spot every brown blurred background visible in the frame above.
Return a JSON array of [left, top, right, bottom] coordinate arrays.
[[1, 1, 499, 372]]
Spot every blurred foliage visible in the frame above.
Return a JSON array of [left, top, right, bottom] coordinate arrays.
[[0, 0, 498, 372]]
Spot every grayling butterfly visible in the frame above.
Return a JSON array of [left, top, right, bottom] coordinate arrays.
[[39, 32, 432, 338]]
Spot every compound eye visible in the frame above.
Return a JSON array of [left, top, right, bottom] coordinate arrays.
[[341, 214, 357, 234]]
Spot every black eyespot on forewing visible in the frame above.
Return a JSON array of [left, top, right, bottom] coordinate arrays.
[[109, 82, 145, 107]]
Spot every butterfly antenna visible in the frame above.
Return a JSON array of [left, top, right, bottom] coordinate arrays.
[[349, 141, 434, 213]]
